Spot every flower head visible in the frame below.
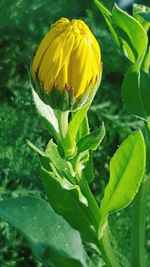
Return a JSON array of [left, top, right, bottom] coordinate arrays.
[[32, 17, 102, 110]]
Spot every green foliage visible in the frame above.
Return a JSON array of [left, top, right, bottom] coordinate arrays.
[[94, 0, 148, 63], [122, 64, 150, 118], [112, 4, 148, 62], [0, 197, 88, 267], [41, 140, 98, 243], [1, 0, 150, 266], [77, 123, 105, 153], [99, 130, 146, 238]]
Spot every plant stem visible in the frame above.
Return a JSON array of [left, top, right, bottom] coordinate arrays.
[[131, 176, 149, 267], [57, 110, 69, 139], [99, 226, 120, 267], [79, 177, 120, 267], [57, 111, 75, 157]]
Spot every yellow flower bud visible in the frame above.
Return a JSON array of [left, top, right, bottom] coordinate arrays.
[[32, 17, 102, 111]]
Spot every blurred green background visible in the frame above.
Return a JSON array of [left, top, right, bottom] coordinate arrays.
[[0, 0, 150, 266]]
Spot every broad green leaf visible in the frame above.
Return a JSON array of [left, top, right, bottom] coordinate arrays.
[[77, 122, 105, 153], [112, 4, 148, 62], [99, 130, 146, 238], [122, 60, 150, 118], [0, 197, 88, 267], [93, 0, 121, 47], [41, 166, 98, 243]]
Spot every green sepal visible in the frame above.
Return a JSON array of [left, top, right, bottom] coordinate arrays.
[[98, 130, 146, 239], [77, 122, 105, 153], [31, 69, 102, 112]]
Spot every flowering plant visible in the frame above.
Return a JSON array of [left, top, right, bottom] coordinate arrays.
[[0, 1, 149, 267]]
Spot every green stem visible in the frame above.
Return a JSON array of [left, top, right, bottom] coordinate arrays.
[[77, 176, 100, 227], [57, 110, 69, 139], [99, 226, 120, 267], [57, 111, 75, 157], [78, 177, 120, 267], [131, 177, 149, 267]]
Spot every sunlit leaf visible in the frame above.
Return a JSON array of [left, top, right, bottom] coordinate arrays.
[[112, 4, 148, 62], [99, 130, 146, 238]]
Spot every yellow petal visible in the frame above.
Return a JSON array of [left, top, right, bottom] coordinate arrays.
[[32, 27, 58, 75]]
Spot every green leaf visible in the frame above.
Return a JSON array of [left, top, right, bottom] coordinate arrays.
[[45, 140, 75, 183], [122, 60, 150, 118], [32, 88, 60, 142], [68, 104, 90, 142], [77, 116, 90, 141], [76, 116, 94, 183], [133, 4, 150, 24], [99, 130, 146, 238], [41, 166, 97, 243], [112, 4, 148, 62], [27, 138, 75, 184], [77, 122, 105, 153], [83, 151, 94, 183], [93, 0, 121, 47], [140, 12, 150, 22], [0, 197, 88, 267]]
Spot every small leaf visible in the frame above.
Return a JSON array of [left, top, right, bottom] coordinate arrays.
[[77, 123, 105, 153], [26, 139, 45, 156], [122, 61, 150, 118], [77, 116, 90, 141], [41, 166, 97, 243], [32, 88, 60, 141], [68, 104, 90, 142], [112, 4, 148, 62], [99, 130, 146, 238], [27, 139, 75, 183], [93, 0, 121, 47], [45, 140, 75, 183], [0, 197, 88, 267]]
